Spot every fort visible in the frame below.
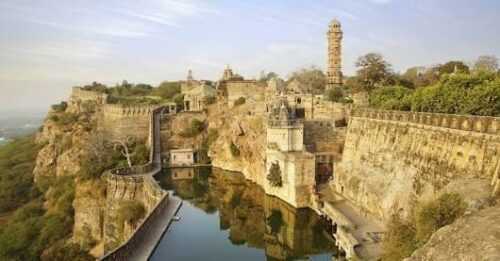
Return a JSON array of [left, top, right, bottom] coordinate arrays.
[[37, 18, 500, 261]]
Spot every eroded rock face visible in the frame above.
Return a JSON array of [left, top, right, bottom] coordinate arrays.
[[405, 205, 500, 261], [206, 102, 267, 186]]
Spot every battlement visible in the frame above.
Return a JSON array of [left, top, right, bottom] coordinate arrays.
[[71, 87, 108, 104], [102, 104, 161, 117], [352, 108, 500, 135]]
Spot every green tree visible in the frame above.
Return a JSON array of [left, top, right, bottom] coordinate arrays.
[[288, 66, 327, 93], [369, 86, 413, 110], [267, 162, 282, 187], [438, 61, 470, 75], [355, 53, 392, 91]]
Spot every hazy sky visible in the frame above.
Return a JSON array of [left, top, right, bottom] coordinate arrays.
[[1, 0, 499, 114]]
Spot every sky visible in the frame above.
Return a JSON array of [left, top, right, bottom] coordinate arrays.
[[1, 0, 499, 114]]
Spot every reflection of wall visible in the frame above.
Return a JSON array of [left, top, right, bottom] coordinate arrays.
[[174, 168, 335, 260]]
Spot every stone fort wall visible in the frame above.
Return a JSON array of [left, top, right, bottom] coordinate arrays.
[[336, 108, 500, 220], [100, 104, 161, 141], [70, 87, 108, 104]]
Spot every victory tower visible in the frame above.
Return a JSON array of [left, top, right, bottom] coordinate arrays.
[[327, 19, 343, 89]]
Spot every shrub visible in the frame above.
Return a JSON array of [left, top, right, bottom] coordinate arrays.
[[117, 200, 146, 224], [369, 85, 413, 110], [381, 193, 467, 260], [267, 162, 282, 187], [229, 142, 240, 157], [382, 214, 418, 261], [415, 193, 466, 243], [179, 119, 205, 138], [266, 210, 283, 234], [51, 102, 68, 112], [326, 87, 345, 102], [234, 97, 246, 106], [131, 142, 149, 165]]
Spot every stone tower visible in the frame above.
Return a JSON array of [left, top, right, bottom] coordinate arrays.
[[187, 69, 194, 82], [327, 19, 343, 89]]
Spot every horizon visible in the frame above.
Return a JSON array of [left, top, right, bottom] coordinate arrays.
[[1, 0, 500, 113]]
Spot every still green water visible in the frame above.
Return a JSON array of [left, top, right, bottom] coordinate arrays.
[[151, 167, 338, 261]]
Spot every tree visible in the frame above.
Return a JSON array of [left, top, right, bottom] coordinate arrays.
[[438, 61, 469, 75], [267, 162, 282, 187], [355, 53, 392, 91], [325, 87, 345, 102], [474, 55, 499, 73], [288, 66, 326, 94], [258, 71, 279, 83]]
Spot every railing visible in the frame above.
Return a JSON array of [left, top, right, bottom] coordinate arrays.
[[351, 108, 500, 135]]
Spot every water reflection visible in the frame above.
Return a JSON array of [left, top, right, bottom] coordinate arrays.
[[154, 167, 337, 261]]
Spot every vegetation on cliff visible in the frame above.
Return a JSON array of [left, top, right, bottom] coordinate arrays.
[[267, 162, 282, 187], [229, 141, 240, 157], [179, 119, 206, 138], [0, 137, 91, 260], [369, 72, 500, 116], [117, 200, 146, 225], [382, 193, 467, 261], [0, 136, 40, 212]]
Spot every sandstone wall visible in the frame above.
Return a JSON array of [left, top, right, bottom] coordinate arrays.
[[103, 173, 166, 251], [336, 108, 500, 220], [100, 104, 159, 141]]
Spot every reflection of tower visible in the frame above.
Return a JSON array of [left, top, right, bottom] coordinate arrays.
[[327, 19, 343, 89]]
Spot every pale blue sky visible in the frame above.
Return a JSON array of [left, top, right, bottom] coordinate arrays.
[[1, 0, 499, 113]]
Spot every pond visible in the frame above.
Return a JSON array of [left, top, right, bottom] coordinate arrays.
[[150, 167, 339, 261]]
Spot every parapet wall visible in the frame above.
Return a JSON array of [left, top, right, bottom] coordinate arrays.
[[352, 108, 500, 135], [100, 104, 161, 140], [336, 108, 500, 220], [71, 87, 108, 104]]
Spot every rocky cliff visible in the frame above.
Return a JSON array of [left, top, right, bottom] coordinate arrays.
[[206, 101, 267, 186], [405, 205, 500, 261]]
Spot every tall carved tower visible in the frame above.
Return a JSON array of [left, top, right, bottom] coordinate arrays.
[[327, 19, 343, 89]]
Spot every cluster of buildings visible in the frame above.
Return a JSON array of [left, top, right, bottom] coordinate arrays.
[[167, 19, 350, 209]]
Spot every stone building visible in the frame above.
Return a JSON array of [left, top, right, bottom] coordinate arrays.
[[217, 65, 264, 106], [180, 70, 217, 112], [265, 96, 316, 208], [169, 149, 195, 166], [327, 19, 343, 89]]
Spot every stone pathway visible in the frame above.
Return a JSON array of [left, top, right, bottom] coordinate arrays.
[[141, 196, 182, 261]]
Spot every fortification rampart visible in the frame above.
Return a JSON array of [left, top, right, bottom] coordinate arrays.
[[101, 107, 169, 257], [71, 87, 108, 104], [352, 108, 500, 135], [100, 104, 161, 140], [336, 108, 500, 220]]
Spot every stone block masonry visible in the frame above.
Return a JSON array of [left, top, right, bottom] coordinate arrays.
[[336, 108, 500, 220]]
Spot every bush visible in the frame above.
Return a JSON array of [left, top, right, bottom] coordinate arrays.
[[266, 210, 284, 234], [179, 119, 205, 138], [51, 102, 68, 112], [326, 87, 345, 102], [369, 86, 413, 110], [51, 112, 78, 126], [382, 214, 418, 261], [234, 97, 246, 106], [415, 193, 466, 243], [131, 142, 149, 165], [229, 142, 240, 157], [267, 162, 282, 187], [117, 200, 146, 224], [382, 193, 467, 260]]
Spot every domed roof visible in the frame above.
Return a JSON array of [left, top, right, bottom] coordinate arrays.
[[329, 19, 341, 28]]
